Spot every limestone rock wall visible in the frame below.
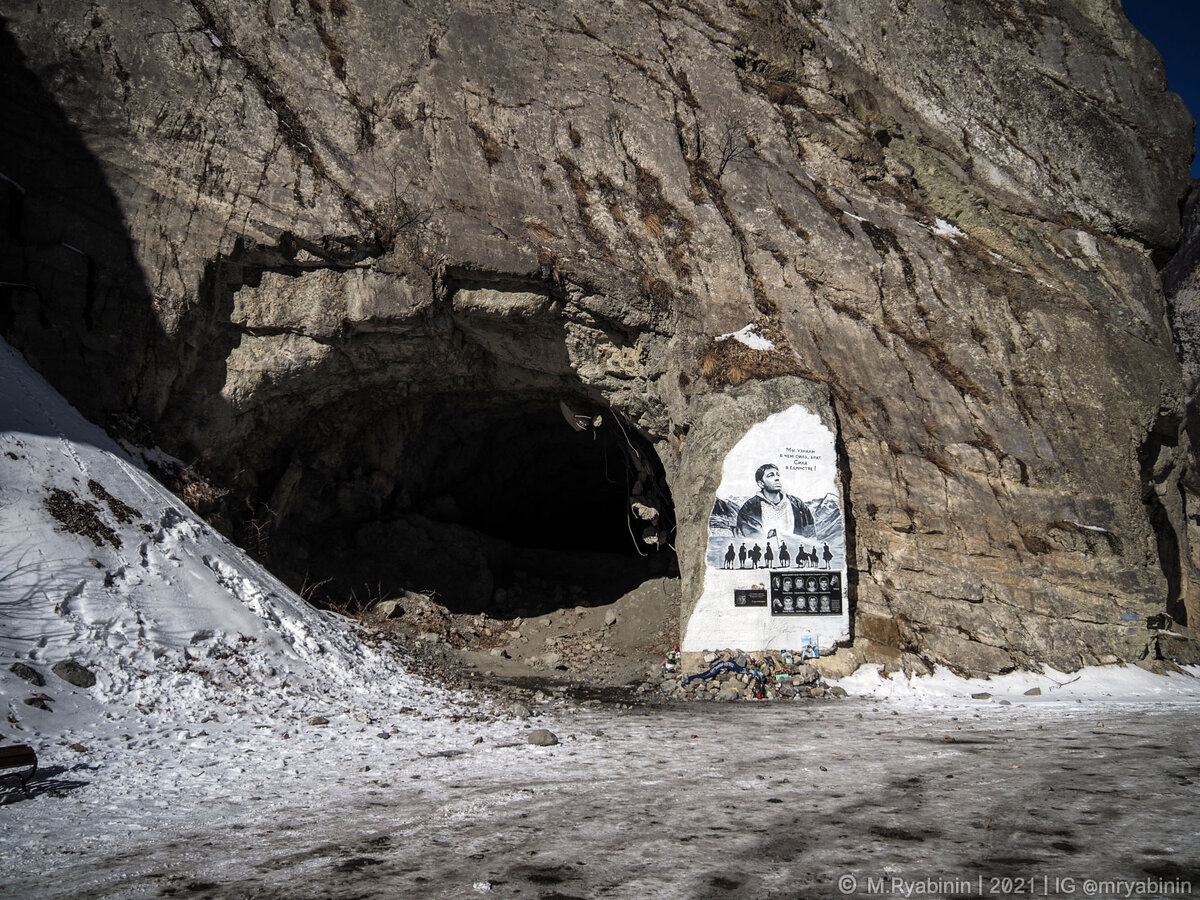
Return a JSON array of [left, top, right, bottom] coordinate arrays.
[[1166, 183, 1200, 420], [2, 0, 1196, 674], [1163, 180, 1200, 666]]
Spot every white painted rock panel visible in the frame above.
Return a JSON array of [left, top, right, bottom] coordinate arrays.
[[682, 404, 850, 654]]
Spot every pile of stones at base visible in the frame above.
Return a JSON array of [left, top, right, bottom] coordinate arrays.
[[638, 649, 848, 702]]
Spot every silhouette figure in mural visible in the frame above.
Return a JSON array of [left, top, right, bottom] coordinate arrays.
[[764, 543, 774, 568], [809, 545, 819, 567], [735, 464, 815, 538], [823, 543, 833, 569], [739, 544, 748, 568], [779, 542, 791, 567], [724, 543, 736, 569], [750, 544, 762, 568]]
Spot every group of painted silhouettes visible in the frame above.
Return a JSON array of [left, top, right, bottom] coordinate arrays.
[[722, 541, 832, 570]]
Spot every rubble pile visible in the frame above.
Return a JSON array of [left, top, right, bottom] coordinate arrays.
[[359, 587, 673, 690], [361, 590, 841, 704], [641, 649, 848, 702]]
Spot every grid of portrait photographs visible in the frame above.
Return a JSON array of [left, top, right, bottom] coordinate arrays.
[[769, 570, 842, 616]]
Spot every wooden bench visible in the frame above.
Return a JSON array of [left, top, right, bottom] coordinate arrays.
[[0, 745, 37, 790]]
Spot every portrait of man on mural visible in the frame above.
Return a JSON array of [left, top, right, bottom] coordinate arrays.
[[735, 464, 816, 539]]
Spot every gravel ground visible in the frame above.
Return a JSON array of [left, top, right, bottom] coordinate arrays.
[[4, 699, 1197, 900]]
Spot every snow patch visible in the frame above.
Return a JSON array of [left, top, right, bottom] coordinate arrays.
[[0, 336, 478, 757], [716, 324, 775, 351], [834, 662, 1200, 708], [929, 218, 966, 240]]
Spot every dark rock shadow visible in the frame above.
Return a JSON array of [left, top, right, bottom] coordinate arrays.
[[0, 763, 92, 805], [0, 22, 166, 438]]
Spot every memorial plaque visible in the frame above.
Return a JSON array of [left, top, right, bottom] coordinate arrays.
[[734, 588, 769, 608], [682, 404, 850, 653]]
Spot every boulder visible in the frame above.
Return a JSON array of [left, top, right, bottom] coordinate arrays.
[[51, 660, 96, 689], [9, 663, 44, 687], [527, 729, 559, 747]]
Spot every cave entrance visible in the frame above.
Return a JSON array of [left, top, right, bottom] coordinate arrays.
[[401, 397, 677, 617], [300, 394, 678, 621], [409, 402, 653, 554]]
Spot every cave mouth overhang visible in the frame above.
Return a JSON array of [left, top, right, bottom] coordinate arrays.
[[201, 272, 682, 621]]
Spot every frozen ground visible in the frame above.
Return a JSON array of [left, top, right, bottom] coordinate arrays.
[[2, 337, 1199, 899], [2, 694, 1198, 899]]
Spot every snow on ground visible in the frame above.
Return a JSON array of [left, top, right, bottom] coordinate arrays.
[[0, 339, 522, 873], [838, 662, 1200, 709], [0, 337, 473, 731], [4, 700, 1199, 899], [2, 336, 1200, 898]]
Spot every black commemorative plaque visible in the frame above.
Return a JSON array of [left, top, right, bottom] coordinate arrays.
[[769, 570, 842, 615], [734, 588, 769, 607]]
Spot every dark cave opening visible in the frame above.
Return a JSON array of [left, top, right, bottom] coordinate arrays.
[[407, 402, 664, 555], [280, 396, 679, 619], [396, 399, 679, 616]]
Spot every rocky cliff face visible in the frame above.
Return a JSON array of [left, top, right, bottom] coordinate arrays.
[[1163, 180, 1200, 666], [2, 0, 1196, 675], [1166, 183, 1200, 435]]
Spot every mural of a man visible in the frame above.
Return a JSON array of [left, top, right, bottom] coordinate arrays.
[[736, 464, 815, 538]]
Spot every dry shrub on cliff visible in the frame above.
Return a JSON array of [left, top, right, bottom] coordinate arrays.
[[556, 156, 612, 249], [712, 117, 758, 179], [879, 310, 990, 401], [178, 477, 227, 514], [668, 244, 691, 279], [1019, 530, 1053, 555], [594, 172, 627, 223], [526, 220, 558, 241], [236, 499, 276, 563], [557, 155, 590, 204], [698, 331, 804, 387], [918, 442, 957, 477], [634, 162, 692, 244], [143, 459, 229, 519], [775, 205, 810, 241], [640, 272, 676, 310], [371, 174, 433, 249], [765, 81, 804, 107]]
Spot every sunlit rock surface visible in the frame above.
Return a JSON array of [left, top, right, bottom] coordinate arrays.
[[1, 0, 1196, 674]]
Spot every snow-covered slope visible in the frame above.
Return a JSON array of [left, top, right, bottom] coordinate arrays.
[[0, 337, 469, 754]]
